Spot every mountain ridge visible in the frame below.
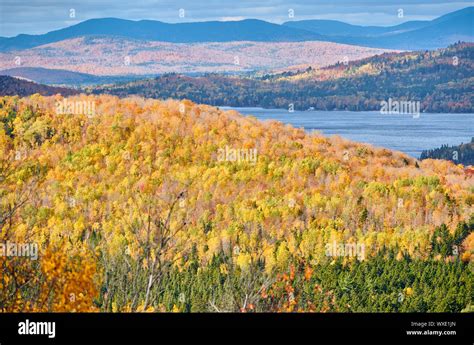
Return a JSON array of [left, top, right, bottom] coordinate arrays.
[[0, 18, 323, 51], [0, 7, 472, 51], [284, 7, 473, 50]]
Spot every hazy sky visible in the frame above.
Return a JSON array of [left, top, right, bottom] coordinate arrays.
[[1, 0, 472, 37]]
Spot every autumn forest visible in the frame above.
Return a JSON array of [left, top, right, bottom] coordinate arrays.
[[0, 94, 472, 313]]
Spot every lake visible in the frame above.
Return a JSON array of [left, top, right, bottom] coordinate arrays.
[[221, 107, 474, 158]]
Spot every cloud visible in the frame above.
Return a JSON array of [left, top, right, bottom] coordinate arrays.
[[219, 17, 247, 22]]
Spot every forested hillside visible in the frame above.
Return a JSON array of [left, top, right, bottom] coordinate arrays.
[[0, 67, 142, 86], [0, 75, 80, 97], [1, 94, 472, 312], [93, 42, 474, 113], [421, 138, 474, 166]]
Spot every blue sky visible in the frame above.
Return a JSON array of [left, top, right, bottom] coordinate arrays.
[[0, 0, 472, 37]]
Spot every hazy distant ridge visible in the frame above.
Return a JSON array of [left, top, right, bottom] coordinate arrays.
[[0, 7, 472, 51]]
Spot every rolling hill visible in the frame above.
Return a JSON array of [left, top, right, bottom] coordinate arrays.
[[0, 75, 79, 96], [91, 42, 474, 113], [0, 38, 390, 77], [0, 67, 146, 86]]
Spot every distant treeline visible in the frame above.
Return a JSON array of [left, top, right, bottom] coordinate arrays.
[[92, 42, 474, 113], [421, 138, 474, 166]]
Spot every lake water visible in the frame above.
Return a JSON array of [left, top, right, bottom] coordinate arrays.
[[221, 107, 474, 158]]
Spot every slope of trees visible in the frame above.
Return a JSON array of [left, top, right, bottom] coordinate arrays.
[[0, 94, 472, 312], [0, 75, 80, 97], [421, 138, 474, 166], [92, 42, 474, 113]]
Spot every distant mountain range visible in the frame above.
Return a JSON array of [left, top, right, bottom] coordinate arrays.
[[285, 7, 473, 50], [283, 19, 428, 37], [0, 7, 472, 52], [0, 18, 323, 51]]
